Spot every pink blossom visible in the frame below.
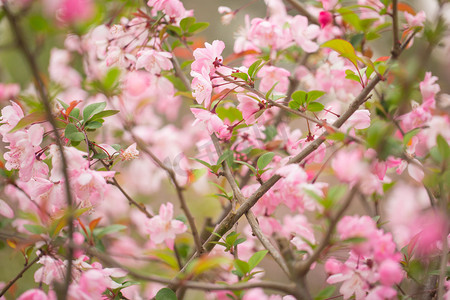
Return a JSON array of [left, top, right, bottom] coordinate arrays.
[[257, 66, 291, 94], [319, 0, 338, 10], [120, 143, 139, 161], [290, 15, 320, 53], [191, 40, 225, 75], [319, 11, 333, 28], [378, 259, 403, 286], [247, 18, 290, 50], [145, 202, 187, 249], [191, 108, 232, 141], [191, 67, 213, 108], [0, 101, 25, 140], [337, 215, 377, 255], [237, 94, 262, 124], [147, 0, 187, 19], [4, 124, 44, 182], [34, 256, 65, 285], [0, 199, 14, 218], [420, 72, 440, 102], [17, 289, 53, 300], [331, 149, 366, 185], [404, 11, 426, 28], [343, 109, 371, 130], [366, 286, 397, 300], [0, 83, 20, 101], [44, 0, 94, 24], [136, 49, 173, 74]]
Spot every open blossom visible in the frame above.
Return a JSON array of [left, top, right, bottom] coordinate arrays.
[[191, 40, 225, 75], [0, 101, 25, 140], [136, 49, 173, 74], [404, 10, 426, 28], [120, 143, 140, 161], [4, 124, 44, 182], [17, 289, 55, 300], [0, 83, 20, 101], [191, 108, 232, 140], [290, 15, 320, 53], [0, 199, 14, 218], [44, 0, 94, 24], [191, 67, 213, 108], [145, 202, 187, 249], [147, 0, 187, 19], [420, 72, 440, 103], [257, 66, 291, 94]]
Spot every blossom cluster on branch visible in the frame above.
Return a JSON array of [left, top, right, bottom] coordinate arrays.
[[0, 0, 449, 299]]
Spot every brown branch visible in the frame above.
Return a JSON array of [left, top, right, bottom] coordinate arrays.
[[131, 134, 204, 255], [284, 0, 319, 25], [0, 253, 43, 297], [2, 4, 75, 298], [85, 246, 297, 295], [391, 0, 401, 58], [211, 134, 291, 278], [296, 186, 358, 275]]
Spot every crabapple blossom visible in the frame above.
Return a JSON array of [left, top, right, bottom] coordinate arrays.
[[0, 199, 13, 218], [145, 202, 187, 249]]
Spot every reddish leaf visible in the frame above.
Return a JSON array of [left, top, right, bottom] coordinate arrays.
[[89, 217, 102, 232]]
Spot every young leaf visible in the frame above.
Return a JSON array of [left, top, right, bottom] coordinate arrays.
[[65, 123, 85, 142], [234, 259, 250, 275], [103, 67, 121, 91], [314, 286, 336, 300], [307, 90, 326, 103], [307, 102, 325, 112], [321, 39, 358, 67], [83, 102, 107, 121], [217, 150, 233, 166], [257, 152, 275, 170], [190, 157, 212, 169], [155, 288, 177, 300], [232, 72, 249, 81], [180, 17, 196, 32], [248, 250, 268, 271], [234, 161, 257, 174], [9, 111, 47, 133], [291, 90, 307, 106], [188, 22, 209, 34], [248, 59, 262, 78], [90, 110, 119, 121]]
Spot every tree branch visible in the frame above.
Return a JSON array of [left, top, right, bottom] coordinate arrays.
[[2, 4, 75, 298], [284, 0, 319, 25], [0, 253, 43, 297], [85, 246, 297, 295], [131, 133, 204, 255], [296, 186, 358, 275], [211, 134, 291, 278]]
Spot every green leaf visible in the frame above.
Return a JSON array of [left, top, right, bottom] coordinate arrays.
[[234, 259, 250, 275], [307, 102, 325, 112], [103, 68, 121, 91], [288, 101, 300, 110], [327, 132, 345, 141], [234, 238, 246, 246], [257, 152, 275, 170], [314, 286, 336, 300], [234, 161, 257, 174], [93, 224, 127, 239], [291, 90, 307, 106], [90, 110, 119, 121], [403, 128, 421, 146], [9, 111, 47, 133], [23, 224, 47, 235], [155, 288, 177, 300], [321, 39, 358, 67], [188, 22, 209, 34], [83, 102, 107, 121], [190, 157, 212, 169], [265, 82, 279, 99], [85, 121, 103, 130], [217, 150, 233, 166], [248, 59, 262, 78], [180, 17, 196, 31], [232, 72, 249, 81], [437, 135, 450, 160], [65, 123, 85, 142], [307, 90, 326, 103], [248, 250, 268, 271], [166, 25, 182, 36]]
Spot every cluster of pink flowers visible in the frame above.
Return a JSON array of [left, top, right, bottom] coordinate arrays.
[[326, 216, 403, 299]]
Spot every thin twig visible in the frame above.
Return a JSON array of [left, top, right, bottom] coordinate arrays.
[[284, 0, 319, 25], [2, 4, 75, 298], [85, 246, 297, 295], [211, 134, 291, 278], [391, 0, 401, 58], [131, 133, 204, 254], [296, 186, 358, 275], [0, 254, 43, 297]]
